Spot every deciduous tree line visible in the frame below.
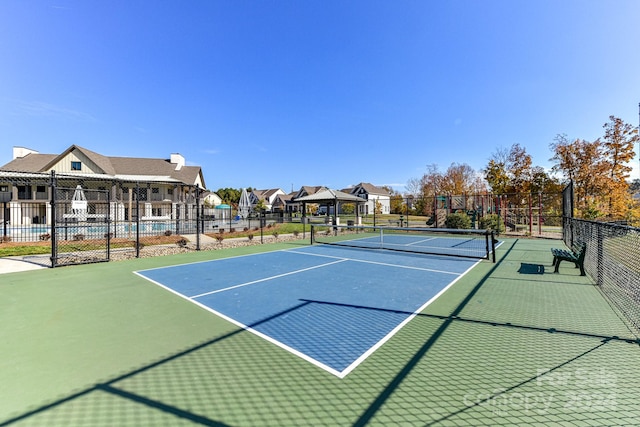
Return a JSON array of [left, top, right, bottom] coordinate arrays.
[[406, 115, 640, 222]]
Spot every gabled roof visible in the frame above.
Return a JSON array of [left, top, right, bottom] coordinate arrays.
[[42, 145, 117, 175], [295, 185, 326, 198], [251, 188, 283, 200], [351, 182, 390, 196], [1, 145, 205, 188]]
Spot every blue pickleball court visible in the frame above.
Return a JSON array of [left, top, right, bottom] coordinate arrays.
[[136, 245, 479, 377]]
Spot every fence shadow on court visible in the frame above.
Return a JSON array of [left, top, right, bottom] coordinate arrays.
[[3, 239, 640, 426], [1, 301, 315, 426]]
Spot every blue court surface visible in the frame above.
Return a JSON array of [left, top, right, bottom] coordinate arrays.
[[135, 245, 480, 377]]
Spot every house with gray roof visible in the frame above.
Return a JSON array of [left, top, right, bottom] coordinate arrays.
[[1, 145, 206, 228], [288, 186, 327, 214], [249, 188, 286, 212], [346, 182, 391, 215]]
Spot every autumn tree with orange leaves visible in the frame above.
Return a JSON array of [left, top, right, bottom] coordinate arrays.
[[550, 116, 639, 220]]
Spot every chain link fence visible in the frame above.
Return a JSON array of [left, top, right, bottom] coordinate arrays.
[[564, 218, 640, 334]]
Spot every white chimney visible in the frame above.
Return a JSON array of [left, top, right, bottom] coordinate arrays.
[[170, 153, 185, 170], [13, 146, 39, 159]]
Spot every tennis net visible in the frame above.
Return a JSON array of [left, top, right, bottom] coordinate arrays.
[[310, 224, 496, 261]]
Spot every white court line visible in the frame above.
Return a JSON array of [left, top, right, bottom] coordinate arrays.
[[339, 258, 481, 377], [134, 269, 347, 377], [189, 258, 348, 299], [405, 237, 438, 246], [290, 249, 461, 276], [134, 248, 483, 378]]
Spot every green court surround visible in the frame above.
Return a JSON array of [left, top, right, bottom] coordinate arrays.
[[2, 238, 639, 426]]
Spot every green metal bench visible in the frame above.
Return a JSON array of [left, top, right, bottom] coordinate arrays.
[[551, 242, 586, 276]]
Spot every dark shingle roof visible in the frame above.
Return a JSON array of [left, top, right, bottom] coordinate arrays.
[[0, 153, 57, 172], [0, 145, 204, 187]]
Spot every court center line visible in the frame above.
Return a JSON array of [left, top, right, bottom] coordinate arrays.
[[188, 258, 349, 299], [405, 237, 438, 246], [291, 249, 461, 276]]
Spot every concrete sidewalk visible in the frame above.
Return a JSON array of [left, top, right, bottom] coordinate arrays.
[[0, 256, 47, 274]]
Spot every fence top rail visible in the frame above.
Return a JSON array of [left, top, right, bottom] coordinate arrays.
[[570, 218, 640, 232]]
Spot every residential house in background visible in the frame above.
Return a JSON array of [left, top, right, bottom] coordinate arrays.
[[0, 145, 206, 227], [249, 188, 286, 212], [347, 182, 391, 215], [202, 191, 223, 207], [271, 192, 295, 213], [288, 185, 327, 214]]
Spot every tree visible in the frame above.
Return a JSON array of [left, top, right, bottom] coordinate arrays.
[[341, 203, 355, 214], [484, 158, 510, 194], [216, 188, 241, 205], [440, 163, 483, 194], [254, 199, 266, 212], [374, 199, 383, 215], [550, 116, 638, 219], [507, 143, 533, 194], [484, 144, 533, 194], [601, 116, 639, 217]]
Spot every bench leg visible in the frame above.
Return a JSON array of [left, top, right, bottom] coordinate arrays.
[[577, 263, 585, 276], [554, 259, 562, 273]]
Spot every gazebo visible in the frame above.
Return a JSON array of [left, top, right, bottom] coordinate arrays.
[[292, 188, 366, 225]]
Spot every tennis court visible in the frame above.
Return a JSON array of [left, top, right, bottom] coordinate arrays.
[[136, 246, 480, 377], [2, 237, 640, 426]]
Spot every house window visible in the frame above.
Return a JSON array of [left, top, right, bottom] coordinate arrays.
[[17, 185, 31, 200], [134, 187, 148, 201], [36, 185, 47, 200], [71, 161, 82, 171]]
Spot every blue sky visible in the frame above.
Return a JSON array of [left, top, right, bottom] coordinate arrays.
[[1, 1, 639, 193]]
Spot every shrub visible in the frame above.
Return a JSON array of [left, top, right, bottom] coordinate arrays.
[[479, 214, 505, 233], [164, 230, 173, 237], [272, 231, 279, 239], [216, 234, 224, 243], [243, 227, 249, 232], [1, 236, 12, 243], [444, 212, 471, 229], [248, 234, 254, 241], [40, 233, 51, 241], [293, 230, 299, 237], [176, 238, 187, 248], [73, 234, 85, 241]]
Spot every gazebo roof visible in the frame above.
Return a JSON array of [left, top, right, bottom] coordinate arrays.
[[293, 188, 365, 204]]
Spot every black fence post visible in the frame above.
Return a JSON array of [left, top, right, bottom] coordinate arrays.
[[135, 182, 140, 258], [50, 170, 57, 267], [596, 223, 604, 286], [195, 185, 201, 251], [107, 189, 111, 261]]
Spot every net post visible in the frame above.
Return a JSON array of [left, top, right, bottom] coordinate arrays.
[[491, 231, 496, 263], [310, 224, 315, 245]]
